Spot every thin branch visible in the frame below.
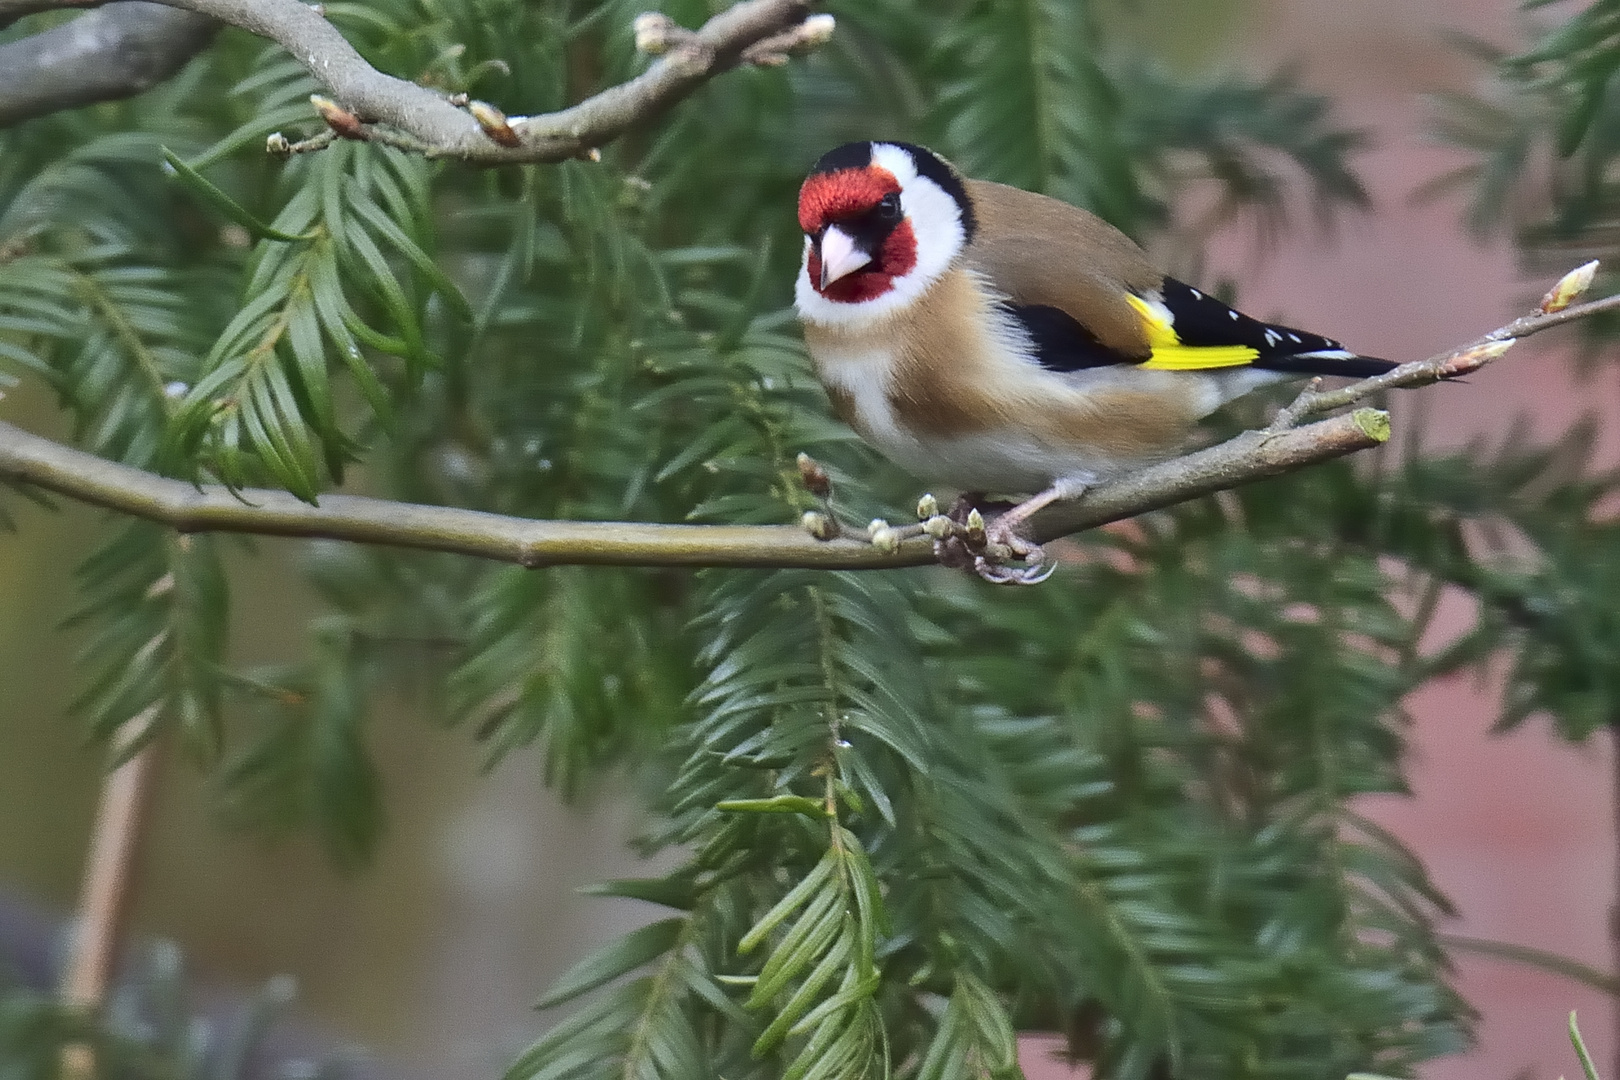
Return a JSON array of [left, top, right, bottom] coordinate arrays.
[[0, 410, 1389, 570], [1270, 288, 1620, 429], [58, 738, 161, 1080], [11, 0, 824, 162], [0, 4, 216, 128], [1441, 933, 1620, 997]]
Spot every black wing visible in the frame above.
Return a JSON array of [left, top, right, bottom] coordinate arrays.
[[1004, 278, 1395, 379]]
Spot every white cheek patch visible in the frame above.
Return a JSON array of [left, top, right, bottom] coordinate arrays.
[[796, 143, 969, 331], [873, 143, 964, 293]]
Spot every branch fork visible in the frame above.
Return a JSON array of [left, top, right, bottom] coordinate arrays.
[[254, 0, 828, 162], [739, 12, 836, 66], [5, 0, 831, 161]]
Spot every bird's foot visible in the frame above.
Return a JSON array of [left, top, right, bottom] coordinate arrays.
[[971, 551, 1055, 585], [921, 493, 1054, 584], [973, 517, 1055, 585]]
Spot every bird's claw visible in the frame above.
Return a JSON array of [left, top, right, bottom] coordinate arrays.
[[975, 520, 1052, 584], [972, 552, 1055, 585], [928, 496, 1054, 584]]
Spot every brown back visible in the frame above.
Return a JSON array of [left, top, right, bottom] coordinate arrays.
[[962, 179, 1161, 360]]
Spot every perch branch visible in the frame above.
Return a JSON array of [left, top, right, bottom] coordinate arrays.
[[1, 284, 1615, 571], [0, 4, 216, 127], [4, 0, 823, 162], [0, 411, 1387, 570]]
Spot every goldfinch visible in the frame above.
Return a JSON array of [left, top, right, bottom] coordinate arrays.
[[793, 140, 1395, 583]]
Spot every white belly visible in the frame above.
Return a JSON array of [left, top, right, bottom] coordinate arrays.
[[812, 344, 1143, 496]]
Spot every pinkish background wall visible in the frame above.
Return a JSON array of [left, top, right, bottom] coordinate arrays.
[[1030, 0, 1617, 1077]]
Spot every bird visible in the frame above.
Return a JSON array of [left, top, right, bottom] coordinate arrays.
[[792, 139, 1396, 583]]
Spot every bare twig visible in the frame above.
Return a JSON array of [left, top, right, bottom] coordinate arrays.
[[1269, 287, 1620, 430], [58, 738, 161, 1079], [8, 0, 825, 162], [0, 3, 216, 128], [266, 129, 337, 157], [0, 410, 1390, 570]]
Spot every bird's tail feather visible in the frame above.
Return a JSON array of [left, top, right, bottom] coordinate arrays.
[[1250, 348, 1397, 380]]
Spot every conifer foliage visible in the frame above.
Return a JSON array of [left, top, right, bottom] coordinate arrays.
[[1, 2, 1616, 1079]]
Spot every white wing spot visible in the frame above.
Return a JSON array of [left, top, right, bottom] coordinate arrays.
[[1229, 310, 1239, 320], [1288, 333, 1301, 344], [1190, 289, 1203, 300]]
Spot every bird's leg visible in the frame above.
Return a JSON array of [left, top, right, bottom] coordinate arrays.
[[971, 478, 1089, 585]]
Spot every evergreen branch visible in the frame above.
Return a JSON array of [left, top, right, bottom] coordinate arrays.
[[0, 410, 1387, 570], [0, 4, 217, 128], [71, 526, 230, 757], [914, 973, 1021, 1080], [8, 0, 826, 163], [73, 266, 171, 410], [617, 921, 696, 1080]]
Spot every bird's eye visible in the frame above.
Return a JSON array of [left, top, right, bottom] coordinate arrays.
[[875, 193, 902, 222]]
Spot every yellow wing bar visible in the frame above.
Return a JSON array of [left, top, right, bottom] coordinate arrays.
[[1125, 294, 1259, 371]]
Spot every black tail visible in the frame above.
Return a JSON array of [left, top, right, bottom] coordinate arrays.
[[1249, 348, 1397, 379], [1157, 278, 1394, 379]]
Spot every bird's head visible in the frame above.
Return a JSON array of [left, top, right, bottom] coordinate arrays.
[[795, 141, 975, 325]]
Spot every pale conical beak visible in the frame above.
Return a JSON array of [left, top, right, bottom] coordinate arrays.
[[818, 225, 871, 289]]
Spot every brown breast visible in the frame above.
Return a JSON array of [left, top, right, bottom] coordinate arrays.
[[804, 267, 1205, 464]]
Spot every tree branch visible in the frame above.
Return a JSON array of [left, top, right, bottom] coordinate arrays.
[[0, 409, 1389, 570], [8, 0, 824, 162], [1, 281, 1613, 573], [58, 737, 161, 1080], [1270, 274, 1620, 428], [0, 3, 216, 128]]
